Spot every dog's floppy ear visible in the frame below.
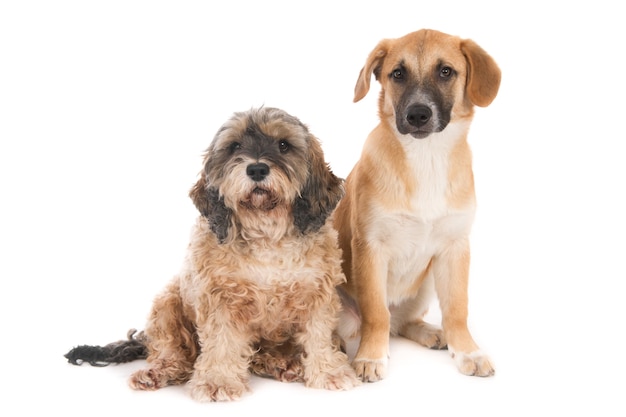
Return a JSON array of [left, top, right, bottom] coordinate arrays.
[[461, 39, 501, 107], [189, 173, 232, 243], [293, 136, 344, 234], [354, 39, 390, 103]]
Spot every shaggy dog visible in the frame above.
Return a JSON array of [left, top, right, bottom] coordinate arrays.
[[334, 29, 501, 381], [65, 107, 359, 401]]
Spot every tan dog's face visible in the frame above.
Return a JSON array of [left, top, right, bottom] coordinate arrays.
[[354, 29, 501, 139]]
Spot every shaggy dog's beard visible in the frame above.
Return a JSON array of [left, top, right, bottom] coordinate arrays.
[[235, 186, 294, 243], [239, 187, 281, 211]]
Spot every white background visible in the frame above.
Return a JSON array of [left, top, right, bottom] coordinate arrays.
[[1, 1, 625, 415]]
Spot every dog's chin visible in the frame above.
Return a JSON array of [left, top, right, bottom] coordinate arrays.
[[397, 124, 434, 140], [409, 131, 432, 139], [397, 122, 448, 140], [239, 187, 281, 211]]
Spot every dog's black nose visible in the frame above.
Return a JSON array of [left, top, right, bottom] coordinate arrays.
[[406, 105, 432, 127], [246, 163, 270, 182]]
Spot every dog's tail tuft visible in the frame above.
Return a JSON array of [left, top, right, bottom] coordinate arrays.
[[64, 329, 148, 367]]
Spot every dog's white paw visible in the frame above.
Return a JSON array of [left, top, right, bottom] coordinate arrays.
[[352, 357, 388, 382], [452, 350, 495, 377]]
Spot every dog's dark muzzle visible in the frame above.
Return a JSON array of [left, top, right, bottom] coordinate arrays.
[[397, 102, 447, 139], [395, 89, 451, 139]]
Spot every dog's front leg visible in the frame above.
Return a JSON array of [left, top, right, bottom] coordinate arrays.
[[188, 311, 255, 401], [296, 304, 359, 390], [434, 238, 494, 377], [351, 240, 391, 382]]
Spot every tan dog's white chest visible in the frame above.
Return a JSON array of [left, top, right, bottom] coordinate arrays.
[[364, 126, 475, 304], [369, 207, 474, 305]]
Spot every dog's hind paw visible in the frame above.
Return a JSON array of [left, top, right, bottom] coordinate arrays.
[[400, 321, 447, 350], [249, 351, 304, 383], [129, 369, 163, 391]]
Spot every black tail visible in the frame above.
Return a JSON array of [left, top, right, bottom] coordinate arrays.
[[64, 329, 148, 367]]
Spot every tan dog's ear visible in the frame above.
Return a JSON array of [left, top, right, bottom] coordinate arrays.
[[293, 135, 344, 234], [461, 39, 501, 107], [354, 40, 390, 103], [189, 172, 232, 243]]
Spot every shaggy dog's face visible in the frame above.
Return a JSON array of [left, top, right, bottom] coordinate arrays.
[[190, 107, 343, 243], [207, 110, 310, 212]]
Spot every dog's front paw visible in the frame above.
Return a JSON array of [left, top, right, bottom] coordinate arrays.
[[452, 350, 495, 377], [352, 357, 388, 382], [188, 378, 249, 402], [306, 363, 361, 391]]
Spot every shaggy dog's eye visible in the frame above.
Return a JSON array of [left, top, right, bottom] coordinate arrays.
[[228, 142, 241, 153], [439, 66, 454, 78], [278, 140, 290, 153]]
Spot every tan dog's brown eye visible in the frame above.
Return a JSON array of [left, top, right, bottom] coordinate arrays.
[[278, 140, 290, 153], [440, 66, 453, 78], [392, 68, 404, 80]]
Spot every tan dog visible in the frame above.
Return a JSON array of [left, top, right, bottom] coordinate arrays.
[[334, 29, 501, 382]]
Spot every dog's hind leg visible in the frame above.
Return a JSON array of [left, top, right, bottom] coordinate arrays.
[[129, 281, 198, 390], [399, 319, 447, 349], [393, 275, 447, 349]]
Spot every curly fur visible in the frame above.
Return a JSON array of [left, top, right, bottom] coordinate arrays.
[[66, 107, 358, 402]]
